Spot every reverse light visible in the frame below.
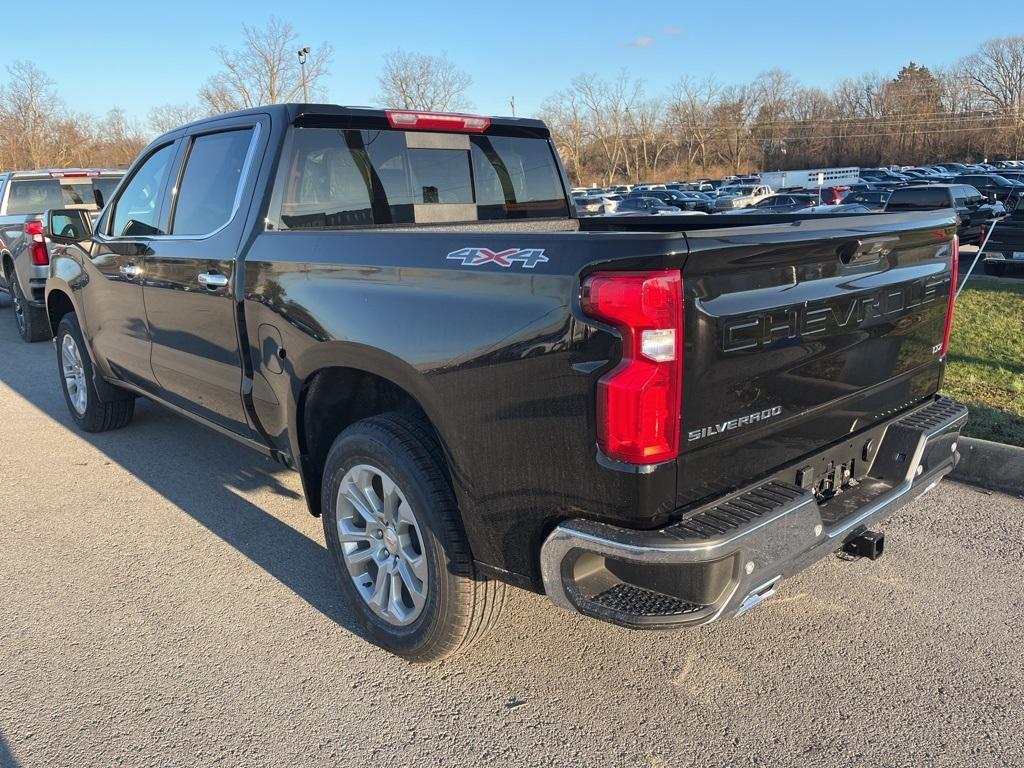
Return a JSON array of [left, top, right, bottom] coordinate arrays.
[[582, 270, 683, 464], [24, 220, 48, 266], [940, 234, 958, 358], [386, 110, 491, 133]]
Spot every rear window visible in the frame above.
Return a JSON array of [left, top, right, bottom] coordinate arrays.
[[5, 177, 121, 215], [275, 127, 568, 230], [886, 187, 952, 210]]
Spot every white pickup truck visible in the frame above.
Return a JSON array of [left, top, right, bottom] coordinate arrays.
[[713, 184, 774, 210]]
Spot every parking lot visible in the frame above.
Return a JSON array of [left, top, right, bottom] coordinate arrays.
[[0, 292, 1020, 768]]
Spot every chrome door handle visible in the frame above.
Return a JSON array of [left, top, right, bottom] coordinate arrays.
[[197, 272, 229, 288], [119, 264, 142, 278]]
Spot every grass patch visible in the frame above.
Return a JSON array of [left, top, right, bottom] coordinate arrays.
[[942, 279, 1024, 446]]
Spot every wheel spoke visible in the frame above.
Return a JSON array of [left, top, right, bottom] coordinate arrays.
[[342, 479, 379, 526], [369, 566, 390, 613], [397, 559, 425, 607], [395, 498, 416, 526], [404, 551, 427, 582], [344, 544, 376, 565], [380, 475, 399, 523], [337, 517, 373, 543], [389, 562, 407, 616]]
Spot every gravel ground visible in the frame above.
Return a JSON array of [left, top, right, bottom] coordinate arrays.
[[0, 292, 1022, 768]]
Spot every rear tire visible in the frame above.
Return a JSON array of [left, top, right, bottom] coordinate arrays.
[[985, 262, 1007, 277], [55, 313, 135, 432], [11, 272, 49, 342], [321, 412, 505, 662]]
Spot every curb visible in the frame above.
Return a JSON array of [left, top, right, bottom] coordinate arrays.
[[950, 437, 1024, 495]]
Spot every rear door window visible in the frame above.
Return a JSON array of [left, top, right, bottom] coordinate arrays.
[[170, 128, 255, 235], [275, 127, 568, 230]]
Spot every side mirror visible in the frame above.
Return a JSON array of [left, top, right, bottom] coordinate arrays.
[[45, 209, 93, 242]]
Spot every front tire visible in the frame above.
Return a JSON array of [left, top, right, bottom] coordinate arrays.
[[55, 313, 135, 432], [11, 272, 49, 342], [322, 413, 505, 662]]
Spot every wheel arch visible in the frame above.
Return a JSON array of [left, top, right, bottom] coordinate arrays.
[[46, 288, 76, 338], [291, 360, 455, 521]]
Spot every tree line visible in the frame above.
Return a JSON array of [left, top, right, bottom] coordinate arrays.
[[1, 22, 1022, 186], [544, 37, 1024, 184]]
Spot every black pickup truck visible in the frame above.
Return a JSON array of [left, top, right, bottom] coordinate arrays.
[[43, 104, 966, 661]]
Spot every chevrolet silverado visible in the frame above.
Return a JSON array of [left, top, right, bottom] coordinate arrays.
[[42, 104, 966, 661]]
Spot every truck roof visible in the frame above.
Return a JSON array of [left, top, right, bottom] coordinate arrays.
[[160, 103, 550, 140], [0, 168, 124, 178]]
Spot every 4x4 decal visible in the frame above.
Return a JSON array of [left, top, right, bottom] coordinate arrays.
[[447, 247, 549, 269]]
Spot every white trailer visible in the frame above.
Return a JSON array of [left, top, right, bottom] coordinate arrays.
[[760, 167, 861, 191]]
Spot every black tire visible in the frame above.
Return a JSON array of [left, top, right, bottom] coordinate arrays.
[[55, 313, 135, 432], [10, 272, 50, 342], [321, 412, 505, 662], [985, 262, 1007, 277]]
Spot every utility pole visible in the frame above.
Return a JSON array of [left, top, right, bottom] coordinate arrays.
[[297, 46, 311, 102], [510, 96, 516, 117]]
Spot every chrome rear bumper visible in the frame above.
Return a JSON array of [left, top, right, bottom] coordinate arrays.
[[540, 396, 969, 629]]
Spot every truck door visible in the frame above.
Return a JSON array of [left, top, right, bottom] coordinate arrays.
[[141, 120, 264, 436], [84, 141, 179, 391]]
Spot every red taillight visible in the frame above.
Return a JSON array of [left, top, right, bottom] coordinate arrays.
[[582, 270, 683, 464], [24, 220, 48, 266], [940, 235, 958, 358], [385, 110, 490, 133]]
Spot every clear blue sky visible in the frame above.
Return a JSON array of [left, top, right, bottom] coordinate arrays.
[[0, 0, 1011, 125]]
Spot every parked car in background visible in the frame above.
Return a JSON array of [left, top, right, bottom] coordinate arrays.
[[842, 190, 891, 210], [0, 169, 124, 341], [731, 193, 819, 213], [793, 203, 874, 214], [674, 191, 716, 213], [980, 207, 1024, 276], [572, 194, 604, 216], [953, 174, 1024, 212], [713, 184, 774, 210], [628, 189, 710, 212], [611, 196, 689, 215], [884, 184, 1001, 244]]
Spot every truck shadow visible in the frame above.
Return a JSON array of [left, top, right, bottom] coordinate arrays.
[[0, 293, 364, 639], [0, 732, 19, 768]]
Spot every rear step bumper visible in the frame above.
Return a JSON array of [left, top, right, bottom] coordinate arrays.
[[540, 396, 968, 629]]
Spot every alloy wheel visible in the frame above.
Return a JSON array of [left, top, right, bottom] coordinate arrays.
[[336, 464, 428, 626], [11, 281, 25, 335], [61, 333, 88, 415]]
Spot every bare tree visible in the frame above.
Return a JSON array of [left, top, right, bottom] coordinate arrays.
[[666, 76, 721, 174], [959, 36, 1024, 157], [0, 61, 63, 169], [148, 102, 207, 134], [199, 17, 333, 113], [540, 89, 588, 182], [376, 50, 472, 111]]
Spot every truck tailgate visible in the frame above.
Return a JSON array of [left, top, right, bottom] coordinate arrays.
[[675, 211, 957, 508]]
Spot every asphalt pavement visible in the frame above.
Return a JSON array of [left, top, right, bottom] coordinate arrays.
[[0, 292, 1021, 768]]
